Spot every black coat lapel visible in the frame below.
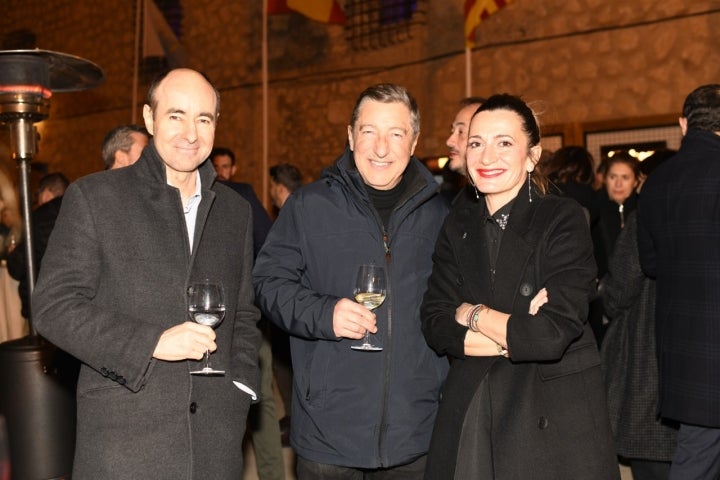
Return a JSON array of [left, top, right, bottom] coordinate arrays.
[[453, 196, 493, 304]]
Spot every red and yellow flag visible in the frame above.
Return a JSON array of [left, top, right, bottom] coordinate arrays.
[[464, 0, 511, 48], [269, 0, 346, 25]]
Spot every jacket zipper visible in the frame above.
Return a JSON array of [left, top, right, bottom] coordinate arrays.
[[377, 231, 392, 467]]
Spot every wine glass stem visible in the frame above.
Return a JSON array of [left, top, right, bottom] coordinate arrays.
[[363, 331, 371, 345], [204, 349, 211, 369]]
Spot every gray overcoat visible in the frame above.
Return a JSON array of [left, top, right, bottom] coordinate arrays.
[[33, 142, 261, 479]]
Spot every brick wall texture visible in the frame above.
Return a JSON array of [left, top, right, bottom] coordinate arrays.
[[0, 0, 718, 205]]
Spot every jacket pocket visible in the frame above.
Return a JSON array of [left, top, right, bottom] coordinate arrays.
[[537, 342, 601, 381], [301, 344, 329, 408]]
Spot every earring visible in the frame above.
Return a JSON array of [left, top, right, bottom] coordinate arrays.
[[467, 170, 480, 200], [528, 171, 533, 203]]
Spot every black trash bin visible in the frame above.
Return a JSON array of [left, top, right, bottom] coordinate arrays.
[[0, 336, 77, 480]]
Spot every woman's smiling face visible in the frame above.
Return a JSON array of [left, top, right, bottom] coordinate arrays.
[[466, 108, 540, 212]]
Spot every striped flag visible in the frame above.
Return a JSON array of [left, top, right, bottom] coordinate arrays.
[[269, 0, 346, 25], [464, 0, 511, 48]]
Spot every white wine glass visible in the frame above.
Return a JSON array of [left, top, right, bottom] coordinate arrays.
[[351, 264, 386, 352], [188, 281, 226, 375]]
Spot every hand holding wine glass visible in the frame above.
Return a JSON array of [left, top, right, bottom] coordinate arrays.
[[188, 280, 226, 375], [351, 264, 386, 351]]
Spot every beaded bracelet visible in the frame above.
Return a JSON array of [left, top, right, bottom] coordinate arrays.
[[465, 304, 487, 332]]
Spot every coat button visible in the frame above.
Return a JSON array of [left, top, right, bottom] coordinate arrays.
[[520, 283, 534, 296], [100, 367, 109, 377], [189, 402, 197, 414], [538, 416, 549, 429], [117, 377, 126, 385], [455, 275, 464, 286]]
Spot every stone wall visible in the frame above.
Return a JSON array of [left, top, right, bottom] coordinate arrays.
[[0, 0, 718, 206]]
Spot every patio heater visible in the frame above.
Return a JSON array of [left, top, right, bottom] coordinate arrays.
[[0, 49, 103, 480]]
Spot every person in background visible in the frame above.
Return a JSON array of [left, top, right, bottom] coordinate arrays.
[[32, 68, 261, 479], [600, 148, 678, 480], [101, 124, 150, 170], [592, 151, 640, 276], [209, 147, 273, 259], [541, 145, 596, 212], [446, 96, 486, 176], [441, 96, 486, 201], [209, 146, 285, 480], [268, 163, 303, 210], [0, 170, 21, 260], [253, 83, 449, 479], [638, 84, 720, 479], [589, 151, 641, 345], [7, 172, 69, 319], [421, 93, 618, 479]]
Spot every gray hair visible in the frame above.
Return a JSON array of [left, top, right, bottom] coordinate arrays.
[[349, 83, 420, 137]]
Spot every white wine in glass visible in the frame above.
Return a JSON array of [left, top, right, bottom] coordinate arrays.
[[352, 264, 386, 351], [188, 281, 226, 375]]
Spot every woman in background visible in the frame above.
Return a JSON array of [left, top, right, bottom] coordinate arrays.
[[589, 151, 641, 345], [591, 151, 641, 281]]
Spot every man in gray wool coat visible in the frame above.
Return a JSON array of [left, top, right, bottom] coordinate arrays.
[[32, 68, 261, 479]]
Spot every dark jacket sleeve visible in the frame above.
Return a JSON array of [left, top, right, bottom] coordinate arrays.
[[32, 184, 165, 393], [421, 216, 468, 359], [252, 194, 340, 340], [636, 193, 657, 279], [230, 200, 263, 395], [505, 200, 596, 362]]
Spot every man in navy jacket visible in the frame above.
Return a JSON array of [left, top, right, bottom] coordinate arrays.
[[253, 84, 449, 478]]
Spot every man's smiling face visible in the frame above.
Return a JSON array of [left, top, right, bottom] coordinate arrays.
[[347, 99, 418, 191]]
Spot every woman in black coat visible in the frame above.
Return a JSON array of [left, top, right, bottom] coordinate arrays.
[[588, 152, 641, 344], [591, 152, 641, 280], [421, 94, 619, 479]]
